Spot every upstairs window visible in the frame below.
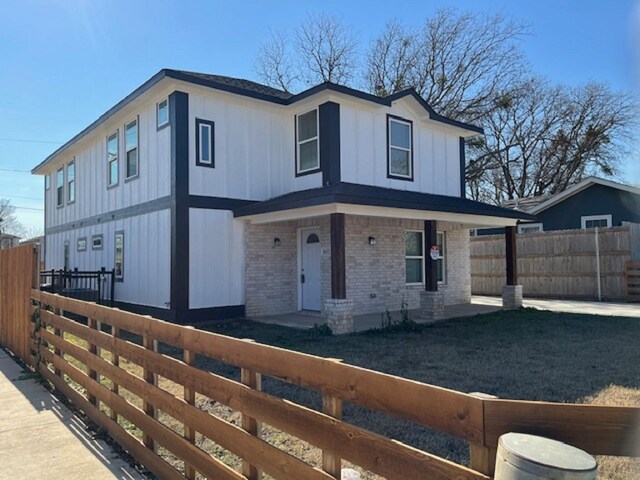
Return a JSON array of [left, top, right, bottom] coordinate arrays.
[[157, 98, 169, 129], [388, 116, 413, 180], [196, 119, 215, 167], [67, 160, 75, 203], [296, 109, 319, 174], [56, 167, 64, 207], [581, 214, 611, 229], [125, 118, 139, 179], [107, 131, 119, 187]]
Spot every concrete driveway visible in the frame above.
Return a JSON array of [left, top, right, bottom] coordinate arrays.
[[0, 350, 142, 480], [473, 295, 640, 318]]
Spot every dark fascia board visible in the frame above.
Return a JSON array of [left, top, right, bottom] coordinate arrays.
[[233, 183, 537, 221], [33, 70, 482, 174]]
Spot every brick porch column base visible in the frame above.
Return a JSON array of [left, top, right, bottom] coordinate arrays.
[[502, 285, 523, 310], [324, 299, 355, 335], [418, 291, 446, 323]]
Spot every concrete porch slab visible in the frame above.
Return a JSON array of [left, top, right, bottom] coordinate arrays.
[[251, 302, 502, 332]]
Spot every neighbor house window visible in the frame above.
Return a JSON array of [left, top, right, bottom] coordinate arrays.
[[296, 109, 319, 174], [388, 115, 413, 180], [56, 167, 64, 207], [405, 230, 446, 284], [581, 214, 612, 229], [518, 223, 544, 234], [107, 131, 119, 187], [67, 160, 75, 203], [195, 119, 215, 167], [405, 231, 423, 284], [114, 231, 124, 281], [125, 118, 138, 179], [77, 237, 87, 252], [92, 234, 103, 250], [157, 98, 169, 129]]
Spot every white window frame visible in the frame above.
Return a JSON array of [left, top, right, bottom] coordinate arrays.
[[196, 119, 215, 166], [91, 235, 103, 250], [405, 230, 446, 285], [77, 237, 87, 252], [45, 174, 50, 190], [56, 167, 64, 208], [107, 131, 119, 187], [388, 116, 413, 179], [67, 160, 75, 204], [518, 222, 544, 234], [125, 117, 139, 180], [581, 214, 612, 229], [296, 108, 320, 174], [157, 98, 169, 129]]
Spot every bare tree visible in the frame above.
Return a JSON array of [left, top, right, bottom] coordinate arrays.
[[466, 79, 639, 203], [255, 30, 297, 93], [256, 13, 358, 91], [367, 10, 529, 122], [0, 198, 25, 237]]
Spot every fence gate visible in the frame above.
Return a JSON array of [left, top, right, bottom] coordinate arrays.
[[0, 245, 38, 363]]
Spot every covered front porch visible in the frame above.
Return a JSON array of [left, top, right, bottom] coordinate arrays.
[[234, 183, 534, 333]]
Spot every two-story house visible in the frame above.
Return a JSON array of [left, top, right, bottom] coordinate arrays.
[[32, 69, 533, 330]]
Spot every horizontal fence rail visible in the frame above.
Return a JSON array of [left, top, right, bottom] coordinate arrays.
[[27, 291, 640, 479]]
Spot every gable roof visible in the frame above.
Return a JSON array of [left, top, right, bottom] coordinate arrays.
[[528, 177, 640, 214], [233, 182, 536, 222], [32, 69, 482, 174]]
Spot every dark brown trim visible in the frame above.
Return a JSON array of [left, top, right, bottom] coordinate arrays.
[[319, 101, 341, 186], [459, 137, 466, 198], [505, 226, 518, 285], [386, 114, 414, 181], [330, 213, 346, 299], [195, 118, 215, 168], [424, 220, 438, 291]]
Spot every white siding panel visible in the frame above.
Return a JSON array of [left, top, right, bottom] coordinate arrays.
[[189, 209, 244, 309], [45, 209, 171, 309]]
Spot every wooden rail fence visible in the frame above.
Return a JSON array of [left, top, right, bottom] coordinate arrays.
[[626, 262, 640, 302], [21, 291, 639, 479]]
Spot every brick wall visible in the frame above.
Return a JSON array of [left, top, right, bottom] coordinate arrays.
[[245, 215, 471, 317]]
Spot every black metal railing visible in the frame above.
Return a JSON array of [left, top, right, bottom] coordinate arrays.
[[40, 268, 115, 306]]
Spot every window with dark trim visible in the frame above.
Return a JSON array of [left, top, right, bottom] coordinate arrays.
[[387, 115, 413, 180], [114, 231, 124, 281], [77, 237, 87, 252], [405, 230, 446, 284], [125, 118, 139, 179], [63, 240, 70, 270], [92, 235, 103, 250], [56, 167, 64, 207], [195, 119, 215, 167], [436, 231, 446, 284], [107, 131, 119, 187], [296, 109, 319, 175], [67, 160, 75, 203], [157, 98, 169, 129]]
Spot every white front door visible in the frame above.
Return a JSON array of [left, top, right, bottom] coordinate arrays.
[[300, 229, 321, 311]]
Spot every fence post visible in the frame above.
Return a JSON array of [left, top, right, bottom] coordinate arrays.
[[322, 358, 344, 479], [110, 268, 116, 307], [53, 307, 62, 377], [142, 332, 157, 452], [87, 317, 99, 406], [240, 339, 262, 480], [110, 325, 120, 422], [469, 391, 498, 476], [184, 326, 197, 480]]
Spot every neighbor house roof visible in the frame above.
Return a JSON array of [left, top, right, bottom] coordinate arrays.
[[233, 182, 536, 222], [32, 69, 482, 174], [526, 177, 640, 214]]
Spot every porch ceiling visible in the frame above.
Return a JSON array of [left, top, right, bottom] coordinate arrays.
[[234, 183, 535, 227]]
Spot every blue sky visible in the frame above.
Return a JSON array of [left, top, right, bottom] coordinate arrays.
[[1, 0, 638, 234]]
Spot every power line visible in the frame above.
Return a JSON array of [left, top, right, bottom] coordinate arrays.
[[0, 137, 63, 145], [12, 205, 44, 211], [0, 167, 32, 173], [2, 194, 43, 201]]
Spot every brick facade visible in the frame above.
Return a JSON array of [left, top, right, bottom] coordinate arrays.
[[244, 215, 471, 317]]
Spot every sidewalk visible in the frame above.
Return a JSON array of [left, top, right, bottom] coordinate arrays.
[[0, 350, 142, 480], [473, 295, 640, 318]]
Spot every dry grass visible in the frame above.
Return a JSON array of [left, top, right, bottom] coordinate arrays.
[[46, 308, 640, 479]]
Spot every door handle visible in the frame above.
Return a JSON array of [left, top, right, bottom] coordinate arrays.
[[300, 273, 305, 284]]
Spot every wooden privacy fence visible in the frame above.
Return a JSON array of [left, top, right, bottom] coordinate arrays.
[[471, 226, 635, 300], [627, 262, 640, 302], [25, 292, 640, 479], [0, 245, 37, 363]]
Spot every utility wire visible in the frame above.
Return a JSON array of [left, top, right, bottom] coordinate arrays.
[[0, 137, 63, 145], [2, 194, 43, 201], [12, 205, 44, 211], [0, 167, 33, 173]]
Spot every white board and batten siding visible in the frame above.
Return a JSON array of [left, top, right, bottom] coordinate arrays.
[[45, 209, 171, 309], [189, 209, 244, 309], [187, 88, 322, 201], [339, 99, 462, 197]]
